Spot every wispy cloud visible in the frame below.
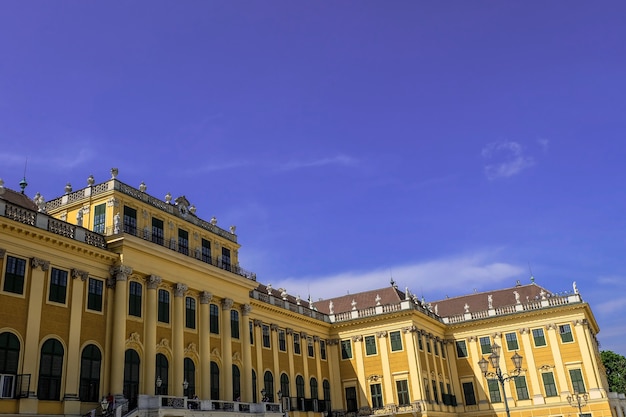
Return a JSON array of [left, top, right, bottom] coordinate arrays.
[[185, 160, 251, 174], [279, 155, 358, 171], [271, 251, 525, 302], [481, 140, 534, 180]]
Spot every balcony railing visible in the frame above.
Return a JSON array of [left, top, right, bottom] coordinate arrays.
[[0, 201, 107, 249]]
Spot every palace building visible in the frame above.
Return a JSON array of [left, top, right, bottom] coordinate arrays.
[[0, 170, 624, 417]]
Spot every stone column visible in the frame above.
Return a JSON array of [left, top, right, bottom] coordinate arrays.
[[301, 332, 311, 397], [241, 304, 253, 402], [377, 331, 394, 405], [144, 275, 161, 395], [19, 258, 49, 415], [351, 335, 367, 406], [326, 339, 342, 412], [270, 324, 280, 401], [253, 320, 264, 401], [519, 327, 543, 405], [173, 283, 187, 396], [199, 291, 213, 400], [545, 323, 569, 396], [402, 326, 424, 405], [222, 298, 234, 400], [63, 269, 89, 416], [574, 319, 603, 399], [110, 265, 132, 398], [313, 336, 323, 403]]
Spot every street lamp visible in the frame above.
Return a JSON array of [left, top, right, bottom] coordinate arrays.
[[156, 376, 162, 395], [261, 388, 267, 402], [183, 380, 189, 397], [567, 391, 589, 417], [478, 343, 524, 417]]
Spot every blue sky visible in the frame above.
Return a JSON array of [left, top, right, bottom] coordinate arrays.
[[1, 2, 626, 354]]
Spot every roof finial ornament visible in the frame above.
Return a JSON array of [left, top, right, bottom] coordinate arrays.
[[110, 168, 118, 179], [87, 174, 95, 186], [0, 178, 5, 196], [19, 177, 28, 194], [390, 277, 397, 288]]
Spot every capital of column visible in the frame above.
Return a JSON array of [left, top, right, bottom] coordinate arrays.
[[402, 325, 418, 333], [31, 257, 50, 271], [327, 338, 340, 346], [110, 265, 132, 281], [376, 331, 388, 338], [491, 332, 502, 339], [71, 268, 89, 281], [545, 323, 557, 331], [313, 336, 320, 342], [253, 319, 263, 327], [241, 304, 251, 315], [270, 324, 279, 332], [146, 275, 162, 289], [222, 298, 234, 310], [285, 328, 294, 335], [173, 283, 188, 297], [0, 248, 6, 258], [200, 291, 213, 304], [519, 327, 530, 335], [351, 335, 363, 342]]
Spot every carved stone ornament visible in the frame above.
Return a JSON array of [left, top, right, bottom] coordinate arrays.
[[327, 338, 340, 346], [31, 257, 50, 271], [71, 268, 89, 281], [401, 325, 417, 333], [174, 283, 188, 297], [222, 298, 234, 310], [376, 331, 388, 338], [468, 335, 477, 343], [574, 319, 588, 327], [300, 331, 308, 339], [157, 338, 170, 348], [200, 291, 213, 304], [253, 319, 263, 327], [491, 332, 501, 339], [270, 324, 279, 332], [545, 323, 557, 331], [351, 335, 363, 342], [241, 304, 251, 315], [285, 328, 294, 335], [313, 336, 320, 342], [146, 275, 162, 289], [185, 343, 198, 355], [368, 375, 382, 382], [127, 332, 141, 344], [538, 364, 554, 371], [110, 265, 132, 281], [519, 327, 530, 335], [0, 248, 6, 258]]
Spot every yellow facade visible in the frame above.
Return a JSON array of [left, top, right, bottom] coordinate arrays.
[[0, 172, 623, 417]]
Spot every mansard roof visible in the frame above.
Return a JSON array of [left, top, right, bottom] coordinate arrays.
[[315, 285, 406, 315], [0, 186, 38, 211]]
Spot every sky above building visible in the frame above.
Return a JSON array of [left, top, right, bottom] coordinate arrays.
[[1, 2, 625, 353]]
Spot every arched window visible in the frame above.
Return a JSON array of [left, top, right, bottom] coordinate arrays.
[[310, 377, 318, 399], [296, 375, 305, 399], [0, 332, 20, 399], [280, 373, 290, 398], [232, 365, 241, 401], [124, 349, 140, 409], [252, 369, 257, 403], [155, 354, 168, 395], [79, 344, 101, 402], [230, 310, 240, 339], [38, 339, 64, 400], [184, 358, 195, 397], [210, 361, 220, 400], [323, 380, 331, 401], [263, 370, 274, 402]]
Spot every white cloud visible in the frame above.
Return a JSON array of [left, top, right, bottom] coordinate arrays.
[[482, 140, 534, 180], [279, 155, 358, 171], [270, 251, 525, 302]]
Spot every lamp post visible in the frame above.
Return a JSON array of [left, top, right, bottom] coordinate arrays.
[[478, 343, 524, 417], [156, 376, 162, 395], [183, 380, 189, 397], [567, 391, 589, 417], [261, 388, 267, 402]]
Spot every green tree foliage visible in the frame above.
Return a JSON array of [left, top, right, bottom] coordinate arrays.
[[601, 350, 626, 394]]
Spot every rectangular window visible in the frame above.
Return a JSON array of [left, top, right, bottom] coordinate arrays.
[[532, 328, 547, 347], [49, 268, 68, 304], [178, 229, 189, 255], [93, 203, 106, 233], [434, 340, 439, 355], [456, 340, 468, 358], [87, 278, 103, 311], [441, 341, 446, 358], [3, 255, 26, 294], [278, 330, 286, 351], [390, 331, 402, 352], [488, 380, 501, 403], [129, 281, 142, 317], [514, 376, 529, 400], [570, 369, 586, 394], [230, 310, 239, 339], [201, 239, 211, 263], [462, 382, 477, 406], [123, 206, 137, 235], [432, 380, 438, 404], [320, 340, 327, 360], [396, 380, 410, 406], [542, 372, 558, 397], [221, 247, 231, 271], [418, 334, 423, 350], [426, 339, 431, 353], [365, 336, 377, 355], [503, 332, 518, 350], [249, 321, 254, 344], [341, 339, 352, 359], [185, 297, 196, 329], [559, 324, 574, 343], [293, 333, 301, 354], [480, 336, 492, 354], [307, 337, 314, 357], [152, 218, 164, 245], [210, 304, 219, 334], [262, 325, 270, 348], [158, 289, 170, 323], [370, 383, 383, 408]]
